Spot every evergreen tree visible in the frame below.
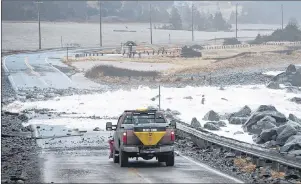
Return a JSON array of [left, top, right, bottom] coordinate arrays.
[[169, 7, 182, 30], [213, 11, 231, 31]]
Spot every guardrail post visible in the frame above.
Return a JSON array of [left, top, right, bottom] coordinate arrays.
[[272, 161, 280, 172], [265, 159, 273, 168], [257, 158, 266, 167], [251, 156, 258, 165]]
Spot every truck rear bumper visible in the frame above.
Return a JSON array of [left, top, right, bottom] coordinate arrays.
[[122, 145, 174, 153]]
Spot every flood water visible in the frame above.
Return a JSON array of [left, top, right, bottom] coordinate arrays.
[[2, 21, 280, 50]]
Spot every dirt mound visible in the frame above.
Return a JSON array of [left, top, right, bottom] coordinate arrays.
[[85, 65, 159, 78]]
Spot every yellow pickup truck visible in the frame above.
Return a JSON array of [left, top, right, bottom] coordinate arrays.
[[106, 109, 176, 167]]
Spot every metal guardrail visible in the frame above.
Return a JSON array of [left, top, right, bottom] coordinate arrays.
[[203, 41, 301, 50], [176, 122, 301, 170]]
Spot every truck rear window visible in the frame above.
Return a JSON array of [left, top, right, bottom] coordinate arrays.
[[123, 114, 166, 124]]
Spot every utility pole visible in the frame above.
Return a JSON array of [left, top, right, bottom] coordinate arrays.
[[235, 3, 238, 39], [150, 3, 153, 44], [66, 47, 69, 61], [191, 2, 194, 42], [99, 1, 103, 47], [61, 36, 63, 48], [35, 1, 43, 49], [281, 4, 284, 30]]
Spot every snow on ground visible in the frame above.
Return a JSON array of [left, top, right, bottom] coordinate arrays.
[[4, 85, 301, 144], [262, 70, 284, 77]]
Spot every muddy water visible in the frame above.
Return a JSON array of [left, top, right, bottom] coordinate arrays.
[[2, 22, 277, 50]]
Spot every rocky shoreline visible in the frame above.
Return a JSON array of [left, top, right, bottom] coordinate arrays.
[[1, 68, 41, 183]]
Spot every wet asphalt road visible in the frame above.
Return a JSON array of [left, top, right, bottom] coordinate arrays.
[[33, 124, 243, 183], [39, 149, 242, 183], [3, 50, 244, 183], [3, 51, 72, 89]]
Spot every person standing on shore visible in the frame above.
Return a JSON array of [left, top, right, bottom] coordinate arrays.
[[201, 95, 205, 105]]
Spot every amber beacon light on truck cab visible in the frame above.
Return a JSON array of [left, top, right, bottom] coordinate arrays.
[[106, 109, 177, 167]]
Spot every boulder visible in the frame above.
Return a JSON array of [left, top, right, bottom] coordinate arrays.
[[253, 136, 265, 144], [286, 64, 297, 73], [229, 117, 248, 125], [191, 117, 201, 128], [203, 110, 220, 121], [283, 82, 292, 87], [171, 110, 181, 115], [288, 114, 300, 123], [243, 105, 287, 133], [287, 120, 301, 130], [288, 150, 301, 156], [93, 127, 101, 131], [276, 124, 297, 146], [285, 86, 301, 93], [17, 114, 29, 122], [204, 122, 220, 131], [46, 93, 56, 98], [217, 121, 227, 127], [250, 116, 277, 134], [280, 135, 301, 152], [267, 81, 280, 89], [234, 131, 244, 135], [263, 140, 278, 148], [290, 69, 301, 86], [37, 94, 45, 99], [272, 67, 301, 87], [228, 105, 252, 119], [256, 105, 277, 112], [290, 97, 301, 104], [206, 121, 226, 127], [260, 129, 277, 143]]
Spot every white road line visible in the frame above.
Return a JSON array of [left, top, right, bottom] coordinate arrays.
[[3, 55, 19, 92], [176, 151, 245, 184], [3, 56, 10, 72], [8, 75, 18, 92], [24, 57, 49, 87], [45, 57, 74, 85]]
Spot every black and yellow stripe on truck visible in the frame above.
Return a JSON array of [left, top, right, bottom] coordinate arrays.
[[133, 127, 166, 146]]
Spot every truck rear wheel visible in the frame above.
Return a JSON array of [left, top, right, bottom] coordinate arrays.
[[113, 149, 119, 163], [119, 151, 128, 167], [165, 153, 174, 166], [158, 156, 165, 163]]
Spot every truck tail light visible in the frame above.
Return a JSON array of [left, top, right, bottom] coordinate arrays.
[[122, 132, 127, 144], [171, 131, 175, 141]]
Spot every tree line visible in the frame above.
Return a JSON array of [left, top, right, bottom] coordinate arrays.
[[2, 1, 231, 31], [1, 1, 172, 22], [161, 5, 231, 31]]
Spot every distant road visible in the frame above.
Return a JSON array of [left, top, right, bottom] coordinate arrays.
[[2, 49, 103, 91]]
